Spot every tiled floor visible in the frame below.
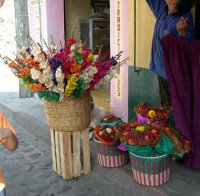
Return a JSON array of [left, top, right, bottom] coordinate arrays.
[[91, 88, 110, 112]]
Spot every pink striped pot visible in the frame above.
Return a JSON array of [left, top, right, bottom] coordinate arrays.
[[94, 138, 129, 167], [129, 152, 170, 186]]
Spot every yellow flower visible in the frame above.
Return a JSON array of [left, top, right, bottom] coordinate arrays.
[[135, 125, 146, 132], [148, 110, 156, 118], [87, 53, 94, 61], [65, 75, 78, 96]]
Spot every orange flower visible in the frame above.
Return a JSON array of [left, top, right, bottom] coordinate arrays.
[[29, 83, 46, 91], [8, 61, 21, 71], [17, 58, 25, 64], [128, 139, 135, 145], [18, 69, 31, 77], [151, 129, 158, 134], [70, 64, 81, 74], [27, 58, 40, 69]]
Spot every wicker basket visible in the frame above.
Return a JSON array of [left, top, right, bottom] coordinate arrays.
[[44, 91, 91, 132]]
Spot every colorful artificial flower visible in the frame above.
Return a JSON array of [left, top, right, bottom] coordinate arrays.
[[2, 34, 128, 102]]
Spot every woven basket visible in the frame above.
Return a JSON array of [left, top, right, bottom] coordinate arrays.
[[44, 91, 91, 132]]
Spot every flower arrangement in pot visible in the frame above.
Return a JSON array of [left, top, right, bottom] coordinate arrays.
[[93, 114, 129, 167], [1, 35, 128, 102], [119, 121, 171, 186], [120, 103, 192, 186], [134, 103, 171, 124], [1, 34, 128, 132]]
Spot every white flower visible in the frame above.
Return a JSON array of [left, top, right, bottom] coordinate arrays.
[[57, 82, 65, 92], [103, 74, 111, 82], [32, 46, 41, 57], [40, 60, 49, 69], [81, 71, 88, 78], [19, 47, 28, 57], [81, 71, 93, 84], [36, 54, 46, 62], [93, 55, 99, 62], [106, 128, 112, 134], [70, 44, 76, 51], [90, 66, 98, 74], [45, 78, 54, 88], [43, 66, 52, 75], [84, 77, 92, 84], [84, 83, 90, 90], [110, 69, 118, 77], [49, 43, 57, 50], [38, 74, 47, 84], [59, 92, 64, 101], [69, 52, 75, 59], [55, 67, 65, 82], [31, 68, 41, 80]]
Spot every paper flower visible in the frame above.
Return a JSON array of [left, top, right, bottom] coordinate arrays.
[[2, 34, 128, 102]]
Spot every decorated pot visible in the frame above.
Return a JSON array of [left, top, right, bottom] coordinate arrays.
[[94, 138, 129, 167], [129, 152, 170, 186]]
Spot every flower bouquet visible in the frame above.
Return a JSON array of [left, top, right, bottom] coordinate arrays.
[[120, 121, 163, 156], [134, 103, 171, 124], [118, 116, 192, 186], [119, 121, 171, 186], [1, 34, 128, 132], [1, 35, 128, 102], [163, 126, 191, 155], [93, 114, 129, 167]]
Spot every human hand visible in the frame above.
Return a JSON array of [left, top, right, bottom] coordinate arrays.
[[176, 17, 189, 37], [0, 128, 12, 143], [0, 128, 18, 151], [0, 0, 5, 8]]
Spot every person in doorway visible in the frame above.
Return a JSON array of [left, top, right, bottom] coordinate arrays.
[[0, 112, 18, 195], [146, 0, 196, 107]]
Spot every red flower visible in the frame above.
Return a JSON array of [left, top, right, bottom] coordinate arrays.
[[67, 38, 76, 46]]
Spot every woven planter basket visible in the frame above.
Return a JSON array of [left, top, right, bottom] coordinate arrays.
[[44, 91, 91, 132]]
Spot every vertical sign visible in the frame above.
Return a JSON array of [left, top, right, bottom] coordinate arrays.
[[110, 0, 129, 122], [114, 0, 123, 100]]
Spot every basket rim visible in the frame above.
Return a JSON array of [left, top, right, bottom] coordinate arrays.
[[129, 151, 168, 159], [94, 137, 113, 146]]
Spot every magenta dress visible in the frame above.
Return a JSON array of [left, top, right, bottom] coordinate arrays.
[[162, 34, 200, 169]]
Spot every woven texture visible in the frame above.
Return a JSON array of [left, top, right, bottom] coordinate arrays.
[[44, 91, 91, 132]]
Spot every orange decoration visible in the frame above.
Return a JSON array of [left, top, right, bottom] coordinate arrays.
[[70, 64, 81, 74], [8, 61, 21, 71], [18, 69, 31, 77], [29, 83, 46, 91]]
